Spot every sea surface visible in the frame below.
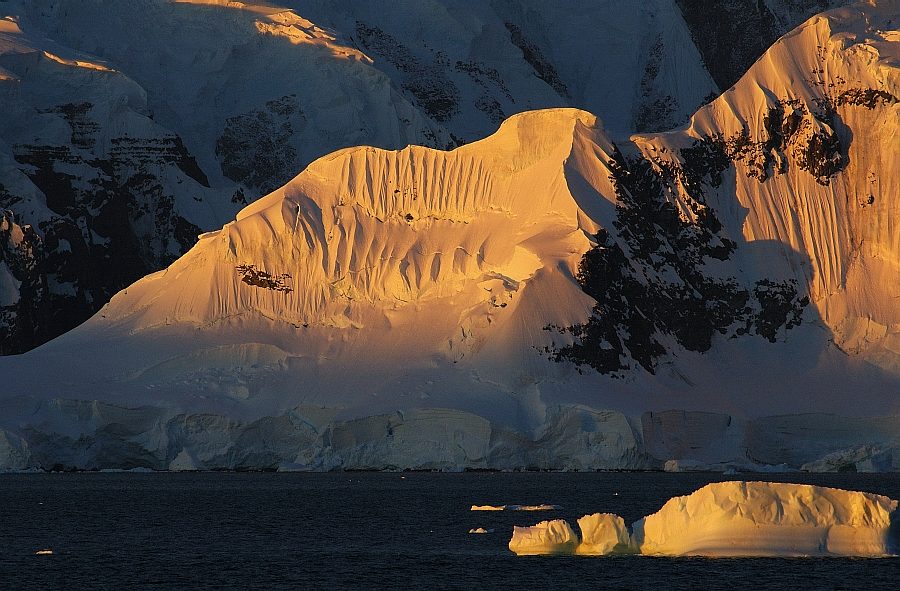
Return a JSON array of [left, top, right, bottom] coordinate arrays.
[[1, 472, 899, 590]]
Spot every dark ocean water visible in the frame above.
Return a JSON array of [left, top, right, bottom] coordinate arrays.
[[1, 472, 898, 590]]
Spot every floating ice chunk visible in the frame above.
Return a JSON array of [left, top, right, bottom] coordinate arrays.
[[472, 503, 559, 511], [34, 549, 53, 555], [576, 513, 632, 555], [508, 520, 578, 555], [632, 481, 899, 557], [511, 504, 560, 511], [508, 482, 899, 558], [468, 527, 494, 534]]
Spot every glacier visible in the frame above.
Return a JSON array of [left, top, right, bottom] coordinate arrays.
[[508, 481, 900, 558]]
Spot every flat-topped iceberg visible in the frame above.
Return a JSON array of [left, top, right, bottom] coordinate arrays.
[[508, 482, 899, 558], [633, 481, 898, 557]]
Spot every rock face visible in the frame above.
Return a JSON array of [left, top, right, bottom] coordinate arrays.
[[0, 2, 898, 471], [676, 0, 851, 91]]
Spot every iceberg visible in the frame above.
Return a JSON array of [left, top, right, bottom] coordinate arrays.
[[512, 504, 560, 512], [508, 482, 899, 558], [508, 520, 578, 556], [471, 504, 560, 511], [575, 513, 631, 555], [632, 481, 899, 557]]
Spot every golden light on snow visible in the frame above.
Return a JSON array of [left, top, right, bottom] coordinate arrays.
[[174, 0, 372, 62]]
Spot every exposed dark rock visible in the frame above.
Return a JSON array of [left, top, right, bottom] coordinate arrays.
[[216, 95, 304, 195], [635, 36, 680, 132], [236, 264, 293, 293], [454, 60, 513, 102], [504, 22, 570, 100], [682, 101, 845, 186], [835, 88, 899, 109], [355, 23, 460, 122], [111, 136, 210, 188], [676, 0, 847, 91], [474, 95, 505, 124], [753, 279, 808, 342], [1, 101, 206, 354], [38, 102, 100, 150], [0, 211, 49, 355], [550, 141, 808, 375]]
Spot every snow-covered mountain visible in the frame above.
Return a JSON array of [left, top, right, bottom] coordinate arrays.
[[0, 0, 845, 354], [0, 1, 896, 472]]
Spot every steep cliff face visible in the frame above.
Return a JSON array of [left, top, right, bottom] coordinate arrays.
[[0, 3, 896, 471], [676, 0, 852, 91], [0, 16, 214, 352], [558, 4, 900, 376]]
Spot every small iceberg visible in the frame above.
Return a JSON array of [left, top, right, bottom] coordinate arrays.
[[508, 520, 578, 555], [468, 527, 494, 534], [34, 549, 54, 556], [576, 513, 631, 555], [471, 504, 560, 511], [511, 504, 560, 511], [508, 482, 899, 558]]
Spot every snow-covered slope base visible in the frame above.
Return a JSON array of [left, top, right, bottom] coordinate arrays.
[[509, 482, 900, 557], [0, 3, 898, 471]]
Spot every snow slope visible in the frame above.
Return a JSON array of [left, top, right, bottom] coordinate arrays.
[[0, 2, 898, 471], [0, 0, 850, 353]]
